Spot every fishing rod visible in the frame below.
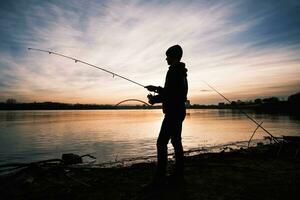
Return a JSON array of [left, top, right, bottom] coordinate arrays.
[[27, 48, 146, 88], [202, 80, 279, 143]]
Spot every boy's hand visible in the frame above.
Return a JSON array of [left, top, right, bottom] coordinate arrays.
[[147, 94, 161, 105], [147, 94, 155, 105], [145, 85, 158, 92]]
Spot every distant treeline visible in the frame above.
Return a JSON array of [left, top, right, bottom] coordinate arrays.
[[0, 101, 160, 110], [1, 92, 299, 114], [209, 92, 300, 115]]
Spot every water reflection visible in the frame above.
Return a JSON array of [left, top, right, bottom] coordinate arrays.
[[0, 109, 300, 164], [4, 112, 17, 121]]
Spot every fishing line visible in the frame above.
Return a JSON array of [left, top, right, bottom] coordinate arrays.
[[28, 48, 146, 88], [202, 80, 279, 143]]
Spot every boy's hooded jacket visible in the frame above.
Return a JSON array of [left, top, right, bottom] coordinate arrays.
[[156, 62, 188, 115]]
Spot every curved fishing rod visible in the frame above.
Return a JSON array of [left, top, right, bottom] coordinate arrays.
[[202, 80, 279, 143], [115, 99, 151, 107], [28, 48, 146, 88]]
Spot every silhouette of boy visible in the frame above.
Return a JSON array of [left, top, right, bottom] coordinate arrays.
[[146, 45, 188, 184]]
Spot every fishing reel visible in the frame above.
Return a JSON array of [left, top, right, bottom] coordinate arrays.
[[147, 92, 161, 105]]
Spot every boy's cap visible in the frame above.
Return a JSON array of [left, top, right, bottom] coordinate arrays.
[[166, 45, 183, 60]]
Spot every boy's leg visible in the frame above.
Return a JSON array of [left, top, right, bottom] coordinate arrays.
[[170, 119, 184, 177], [156, 116, 171, 179]]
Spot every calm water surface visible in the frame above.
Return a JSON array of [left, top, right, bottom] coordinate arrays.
[[0, 109, 299, 165]]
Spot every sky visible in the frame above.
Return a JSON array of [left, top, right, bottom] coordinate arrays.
[[0, 0, 300, 105]]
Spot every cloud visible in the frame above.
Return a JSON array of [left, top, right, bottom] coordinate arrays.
[[0, 0, 299, 104]]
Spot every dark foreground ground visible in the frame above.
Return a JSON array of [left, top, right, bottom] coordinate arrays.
[[1, 143, 300, 200]]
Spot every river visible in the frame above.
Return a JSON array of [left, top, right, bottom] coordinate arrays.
[[0, 109, 299, 165]]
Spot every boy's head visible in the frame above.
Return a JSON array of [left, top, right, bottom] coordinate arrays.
[[166, 45, 183, 65]]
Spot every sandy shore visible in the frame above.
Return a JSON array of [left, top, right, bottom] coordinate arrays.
[[1, 143, 300, 200]]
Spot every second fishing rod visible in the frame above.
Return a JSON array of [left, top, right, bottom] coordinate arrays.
[[203, 81, 279, 143]]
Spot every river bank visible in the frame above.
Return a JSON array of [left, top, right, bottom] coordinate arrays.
[[1, 142, 300, 200]]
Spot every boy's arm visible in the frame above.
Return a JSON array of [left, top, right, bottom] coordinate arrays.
[[145, 85, 164, 94]]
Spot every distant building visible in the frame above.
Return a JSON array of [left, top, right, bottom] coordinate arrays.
[[231, 101, 237, 106], [262, 97, 279, 103], [185, 100, 191, 107], [218, 102, 225, 107], [237, 100, 243, 105], [6, 98, 17, 104], [254, 98, 262, 104]]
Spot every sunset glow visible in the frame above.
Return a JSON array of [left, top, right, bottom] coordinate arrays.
[[1, 0, 300, 104]]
